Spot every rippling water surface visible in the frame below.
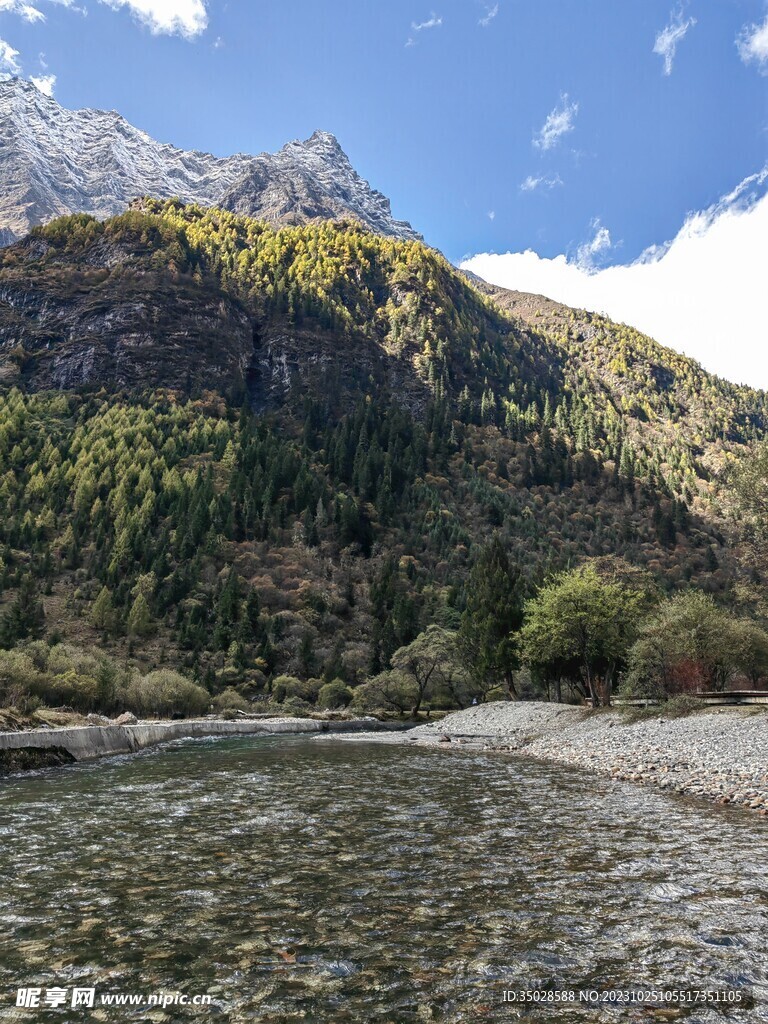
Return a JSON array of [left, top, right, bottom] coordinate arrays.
[[1, 737, 768, 1022]]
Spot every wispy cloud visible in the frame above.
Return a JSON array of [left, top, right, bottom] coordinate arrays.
[[30, 72, 55, 95], [0, 0, 45, 21], [412, 11, 442, 31], [653, 4, 696, 76], [0, 37, 22, 77], [479, 3, 498, 28], [533, 94, 578, 151], [520, 173, 563, 193], [737, 14, 768, 74], [487, 210, 496, 221], [0, 0, 74, 22], [576, 220, 613, 268], [0, 0, 74, 85], [406, 10, 442, 47], [461, 167, 768, 388]]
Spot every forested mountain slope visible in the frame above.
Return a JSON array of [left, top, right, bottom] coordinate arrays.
[[0, 202, 764, 692], [469, 277, 767, 463]]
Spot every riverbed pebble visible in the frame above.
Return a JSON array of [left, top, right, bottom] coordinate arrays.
[[409, 703, 768, 815]]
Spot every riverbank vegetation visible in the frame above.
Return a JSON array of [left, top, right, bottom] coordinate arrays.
[[0, 642, 209, 718], [2, 549, 766, 719]]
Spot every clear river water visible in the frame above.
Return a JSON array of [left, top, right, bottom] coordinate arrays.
[[1, 736, 767, 1022]]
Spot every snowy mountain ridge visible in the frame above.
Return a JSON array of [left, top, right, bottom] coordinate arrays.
[[0, 79, 420, 243]]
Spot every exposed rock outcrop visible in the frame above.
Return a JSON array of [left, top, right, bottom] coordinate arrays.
[[221, 130, 420, 241]]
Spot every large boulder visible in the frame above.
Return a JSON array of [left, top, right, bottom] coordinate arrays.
[[114, 711, 139, 726], [86, 713, 112, 727]]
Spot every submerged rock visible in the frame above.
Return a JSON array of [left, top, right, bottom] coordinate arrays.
[[0, 745, 76, 774]]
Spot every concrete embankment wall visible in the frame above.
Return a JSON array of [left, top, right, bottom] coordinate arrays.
[[0, 718, 404, 764]]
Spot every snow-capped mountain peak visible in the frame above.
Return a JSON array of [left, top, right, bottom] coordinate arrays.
[[0, 78, 420, 243]]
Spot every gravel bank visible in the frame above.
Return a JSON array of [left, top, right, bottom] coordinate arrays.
[[402, 702, 768, 815]]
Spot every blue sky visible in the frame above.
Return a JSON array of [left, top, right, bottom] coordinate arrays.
[[1, 0, 767, 384]]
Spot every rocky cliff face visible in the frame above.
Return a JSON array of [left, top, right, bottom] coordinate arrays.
[[0, 234, 255, 395], [0, 79, 420, 243]]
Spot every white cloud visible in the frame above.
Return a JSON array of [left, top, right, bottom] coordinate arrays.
[[0, 0, 202, 36], [653, 5, 696, 75], [30, 72, 55, 94], [488, 210, 496, 221], [479, 3, 498, 28], [520, 172, 563, 192], [461, 168, 768, 389], [0, 38, 22, 77], [737, 15, 768, 73], [533, 94, 578, 151], [98, 0, 208, 37]]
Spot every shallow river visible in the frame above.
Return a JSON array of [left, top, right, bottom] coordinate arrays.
[[1, 737, 767, 1022]]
